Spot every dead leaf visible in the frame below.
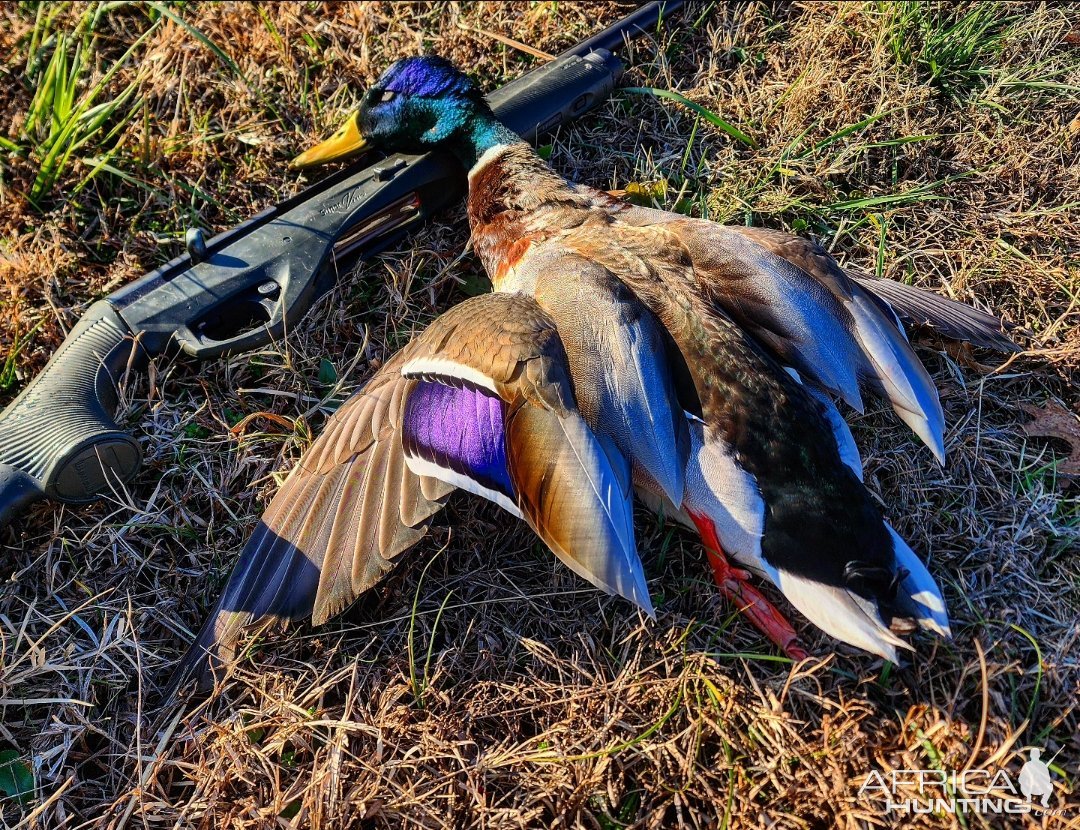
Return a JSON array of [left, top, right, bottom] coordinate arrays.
[[942, 340, 998, 373], [1022, 400, 1080, 479], [230, 411, 297, 436]]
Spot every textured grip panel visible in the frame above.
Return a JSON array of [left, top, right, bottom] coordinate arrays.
[[490, 51, 623, 142], [0, 300, 143, 516]]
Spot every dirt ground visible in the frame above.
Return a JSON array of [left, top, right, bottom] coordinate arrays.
[[1, 2, 1077, 828]]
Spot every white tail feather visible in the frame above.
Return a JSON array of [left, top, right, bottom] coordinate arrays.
[[761, 563, 911, 662], [887, 525, 951, 638]]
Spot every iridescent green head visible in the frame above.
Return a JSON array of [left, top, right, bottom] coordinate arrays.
[[292, 56, 512, 168]]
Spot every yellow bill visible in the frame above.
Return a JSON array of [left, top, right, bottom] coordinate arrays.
[[290, 111, 369, 168]]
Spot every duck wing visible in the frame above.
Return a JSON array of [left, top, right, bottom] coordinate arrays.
[[688, 222, 947, 462], [520, 248, 691, 508], [730, 222, 1017, 351], [399, 293, 647, 614], [847, 273, 1019, 352], [565, 221, 948, 661], [169, 350, 449, 690], [174, 293, 646, 689], [673, 221, 1014, 351], [592, 196, 948, 460]]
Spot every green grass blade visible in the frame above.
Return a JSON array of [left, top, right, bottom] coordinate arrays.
[[26, 14, 158, 202], [622, 87, 758, 149], [51, 34, 69, 130], [826, 173, 972, 213], [144, 2, 248, 84], [526, 686, 686, 763], [23, 38, 58, 136], [73, 157, 166, 200], [807, 108, 896, 156], [0, 321, 45, 392], [407, 544, 451, 708], [26, 2, 48, 71]]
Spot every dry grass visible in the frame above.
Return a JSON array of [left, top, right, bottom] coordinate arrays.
[[1, 2, 1078, 827]]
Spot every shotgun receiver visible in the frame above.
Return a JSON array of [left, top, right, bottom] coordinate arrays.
[[0, 1, 685, 529]]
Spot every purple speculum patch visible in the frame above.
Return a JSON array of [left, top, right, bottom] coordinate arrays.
[[402, 379, 515, 501]]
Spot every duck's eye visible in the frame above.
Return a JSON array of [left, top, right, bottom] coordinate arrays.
[[379, 90, 396, 104]]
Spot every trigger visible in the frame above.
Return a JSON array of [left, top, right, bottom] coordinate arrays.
[[256, 280, 281, 318]]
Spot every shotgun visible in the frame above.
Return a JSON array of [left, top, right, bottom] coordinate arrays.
[[0, 1, 686, 530]]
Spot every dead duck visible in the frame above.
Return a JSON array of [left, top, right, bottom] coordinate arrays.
[[277, 56, 999, 661], [182, 56, 1021, 677]]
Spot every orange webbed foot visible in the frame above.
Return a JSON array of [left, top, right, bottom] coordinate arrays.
[[687, 511, 810, 661]]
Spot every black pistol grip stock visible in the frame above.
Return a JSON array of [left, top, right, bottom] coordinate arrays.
[[0, 301, 143, 526]]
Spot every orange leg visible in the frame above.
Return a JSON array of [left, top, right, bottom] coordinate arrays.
[[687, 511, 809, 661]]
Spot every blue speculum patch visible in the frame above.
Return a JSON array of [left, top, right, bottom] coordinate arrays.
[[402, 379, 515, 500]]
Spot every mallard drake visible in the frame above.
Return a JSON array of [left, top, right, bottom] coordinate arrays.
[[281, 56, 1022, 662], [179, 57, 1016, 681], [178, 291, 655, 684]]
